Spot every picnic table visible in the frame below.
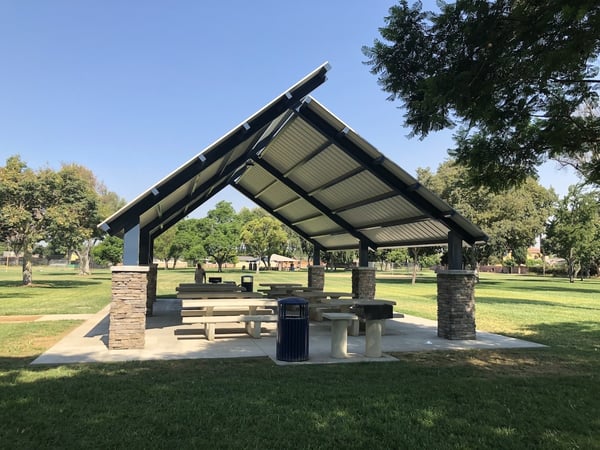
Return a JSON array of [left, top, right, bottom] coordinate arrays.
[[181, 298, 278, 340]]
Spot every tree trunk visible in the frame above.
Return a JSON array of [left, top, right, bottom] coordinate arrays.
[[411, 248, 419, 285], [76, 240, 93, 275], [22, 249, 33, 286], [567, 258, 575, 283], [79, 251, 91, 275]]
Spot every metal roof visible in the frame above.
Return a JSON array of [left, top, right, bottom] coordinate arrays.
[[99, 63, 487, 252]]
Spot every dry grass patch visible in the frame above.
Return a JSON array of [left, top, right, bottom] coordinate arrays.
[[393, 349, 590, 377], [0, 316, 41, 323]]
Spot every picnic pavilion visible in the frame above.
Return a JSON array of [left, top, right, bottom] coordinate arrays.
[[98, 63, 488, 350]]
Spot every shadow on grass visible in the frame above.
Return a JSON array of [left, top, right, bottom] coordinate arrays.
[[376, 276, 438, 285], [0, 279, 102, 289], [0, 355, 598, 448], [506, 283, 600, 295], [519, 320, 600, 353], [476, 295, 600, 311]]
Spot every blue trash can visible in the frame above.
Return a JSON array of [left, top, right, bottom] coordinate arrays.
[[276, 297, 309, 362]]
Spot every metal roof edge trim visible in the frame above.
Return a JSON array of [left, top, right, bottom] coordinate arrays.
[[98, 62, 331, 233]]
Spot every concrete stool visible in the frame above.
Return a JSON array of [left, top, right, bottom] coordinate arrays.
[[322, 313, 358, 358], [365, 319, 385, 357]]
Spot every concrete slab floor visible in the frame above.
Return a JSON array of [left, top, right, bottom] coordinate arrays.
[[31, 298, 546, 366]]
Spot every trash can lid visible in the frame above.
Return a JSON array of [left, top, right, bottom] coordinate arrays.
[[278, 297, 308, 305]]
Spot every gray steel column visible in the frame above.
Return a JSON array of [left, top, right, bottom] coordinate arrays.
[[448, 231, 463, 270], [313, 245, 321, 266], [123, 223, 140, 265], [358, 240, 369, 267], [138, 232, 151, 265]]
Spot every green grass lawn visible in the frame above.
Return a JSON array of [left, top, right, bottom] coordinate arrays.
[[0, 266, 599, 449]]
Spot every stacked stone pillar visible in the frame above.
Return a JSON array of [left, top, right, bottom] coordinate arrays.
[[436, 270, 476, 340], [307, 265, 325, 289], [109, 266, 150, 349], [352, 267, 376, 299]]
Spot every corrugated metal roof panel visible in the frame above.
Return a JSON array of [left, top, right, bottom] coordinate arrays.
[[261, 118, 328, 173], [362, 220, 449, 245], [287, 145, 359, 193], [338, 196, 426, 227], [100, 63, 488, 262], [314, 233, 359, 249], [296, 215, 345, 236], [313, 171, 393, 210]]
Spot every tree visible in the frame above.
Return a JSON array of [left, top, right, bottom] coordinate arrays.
[[0, 156, 125, 281], [417, 159, 557, 266], [363, 1, 600, 190], [240, 216, 287, 269], [92, 235, 123, 266], [176, 219, 206, 264], [153, 227, 178, 269], [544, 185, 600, 282], [198, 201, 240, 272], [0, 156, 59, 285], [44, 164, 101, 275]]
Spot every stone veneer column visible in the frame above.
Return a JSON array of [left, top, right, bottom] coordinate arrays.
[[109, 265, 150, 349], [437, 270, 476, 340], [352, 267, 376, 299], [307, 265, 325, 290]]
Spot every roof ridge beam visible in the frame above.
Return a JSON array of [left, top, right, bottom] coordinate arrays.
[[100, 64, 329, 234]]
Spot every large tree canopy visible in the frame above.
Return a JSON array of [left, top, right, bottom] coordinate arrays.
[[544, 185, 600, 282], [417, 159, 557, 266], [363, 0, 600, 190]]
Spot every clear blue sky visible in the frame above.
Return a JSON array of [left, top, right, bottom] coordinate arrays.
[[0, 1, 577, 216]]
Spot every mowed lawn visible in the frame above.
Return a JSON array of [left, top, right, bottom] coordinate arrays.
[[0, 266, 598, 449]]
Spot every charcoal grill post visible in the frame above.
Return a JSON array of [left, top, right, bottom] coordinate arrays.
[[365, 320, 384, 357], [350, 301, 394, 358]]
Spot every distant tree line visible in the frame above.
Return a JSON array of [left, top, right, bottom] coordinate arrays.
[[3, 154, 598, 285], [417, 159, 600, 282]]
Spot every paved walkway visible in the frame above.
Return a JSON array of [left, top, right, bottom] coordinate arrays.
[[31, 298, 546, 366]]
